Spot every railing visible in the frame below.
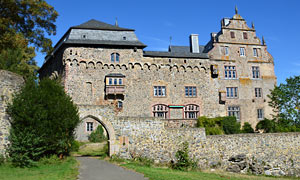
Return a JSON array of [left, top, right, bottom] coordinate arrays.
[[105, 85, 125, 95]]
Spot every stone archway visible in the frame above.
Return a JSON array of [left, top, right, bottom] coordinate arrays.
[[79, 115, 118, 156]]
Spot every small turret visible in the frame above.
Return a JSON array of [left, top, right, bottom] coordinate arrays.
[[235, 5, 238, 14], [251, 22, 255, 29], [262, 36, 266, 45]]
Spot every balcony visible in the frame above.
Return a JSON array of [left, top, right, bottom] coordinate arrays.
[[105, 85, 125, 95]]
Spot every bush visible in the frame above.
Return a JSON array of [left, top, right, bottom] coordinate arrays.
[[221, 116, 241, 134], [172, 142, 197, 171], [7, 78, 80, 167], [89, 125, 107, 143], [256, 118, 276, 133], [256, 118, 300, 133], [70, 140, 80, 152], [197, 116, 224, 135], [241, 122, 254, 133], [0, 154, 4, 165], [197, 116, 241, 135]]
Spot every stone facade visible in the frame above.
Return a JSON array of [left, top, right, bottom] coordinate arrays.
[[39, 11, 276, 133], [0, 70, 24, 155]]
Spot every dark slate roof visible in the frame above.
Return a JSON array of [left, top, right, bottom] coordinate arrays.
[[143, 45, 208, 59], [64, 39, 146, 47], [105, 73, 125, 77], [71, 19, 134, 31]]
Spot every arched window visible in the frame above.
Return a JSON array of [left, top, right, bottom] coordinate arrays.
[[152, 104, 169, 119], [116, 53, 120, 63], [184, 104, 199, 119], [111, 53, 120, 63]]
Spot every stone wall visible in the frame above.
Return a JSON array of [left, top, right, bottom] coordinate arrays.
[[76, 105, 299, 176], [0, 70, 24, 155]]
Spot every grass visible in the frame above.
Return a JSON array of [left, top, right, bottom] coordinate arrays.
[[121, 161, 297, 180], [0, 157, 78, 180], [72, 141, 108, 157]]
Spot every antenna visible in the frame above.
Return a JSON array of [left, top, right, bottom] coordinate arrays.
[[115, 17, 118, 27]]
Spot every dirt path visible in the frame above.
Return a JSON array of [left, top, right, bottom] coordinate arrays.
[[76, 157, 148, 180]]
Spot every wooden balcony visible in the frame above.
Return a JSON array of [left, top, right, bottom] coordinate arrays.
[[105, 85, 125, 95]]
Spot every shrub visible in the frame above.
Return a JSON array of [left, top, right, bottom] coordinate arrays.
[[172, 142, 197, 171], [0, 154, 4, 165], [70, 140, 80, 152], [89, 125, 107, 143], [242, 122, 254, 133], [7, 78, 80, 167], [197, 116, 224, 135], [221, 116, 241, 134], [256, 118, 276, 133]]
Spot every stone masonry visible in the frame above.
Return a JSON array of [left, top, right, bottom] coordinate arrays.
[[0, 70, 24, 155]]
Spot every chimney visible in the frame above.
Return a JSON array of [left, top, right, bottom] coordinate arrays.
[[190, 34, 199, 53]]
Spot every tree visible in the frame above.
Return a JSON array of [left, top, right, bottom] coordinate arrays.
[[7, 78, 80, 167], [0, 0, 58, 78], [268, 75, 300, 127], [0, 0, 58, 54]]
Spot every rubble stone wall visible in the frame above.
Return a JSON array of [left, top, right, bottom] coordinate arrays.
[[0, 70, 24, 155]]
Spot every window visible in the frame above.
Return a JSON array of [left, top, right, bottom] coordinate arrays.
[[225, 46, 229, 55], [153, 104, 168, 118], [243, 32, 248, 39], [226, 87, 238, 98], [86, 122, 93, 132], [224, 66, 237, 79], [111, 53, 120, 63], [123, 36, 126, 40], [257, 109, 264, 120], [255, 88, 262, 98], [119, 78, 123, 85], [154, 86, 166, 97], [240, 47, 245, 56], [185, 86, 197, 97], [114, 78, 117, 85], [116, 53, 120, 62], [228, 106, 240, 121], [252, 66, 260, 79], [253, 48, 258, 57], [109, 78, 113, 85], [184, 104, 199, 119], [82, 34, 87, 39], [117, 101, 123, 109], [230, 31, 235, 38]]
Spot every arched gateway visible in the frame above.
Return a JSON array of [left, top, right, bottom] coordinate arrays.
[[77, 105, 119, 156]]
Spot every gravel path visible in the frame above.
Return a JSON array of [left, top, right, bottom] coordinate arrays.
[[76, 157, 148, 180]]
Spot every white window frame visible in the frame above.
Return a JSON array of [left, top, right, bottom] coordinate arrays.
[[226, 87, 238, 98], [86, 122, 93, 132], [252, 66, 260, 79], [228, 106, 240, 121], [255, 88, 262, 98], [153, 104, 168, 119], [240, 47, 245, 56], [225, 46, 229, 56], [253, 48, 258, 57], [257, 109, 264, 120], [154, 86, 166, 97], [184, 104, 199, 119], [224, 66, 237, 79]]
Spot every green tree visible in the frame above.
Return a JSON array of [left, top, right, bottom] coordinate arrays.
[[0, 0, 58, 78], [221, 116, 241, 134], [241, 122, 254, 133], [7, 78, 80, 167], [0, 0, 58, 54], [268, 75, 300, 127], [89, 125, 107, 143]]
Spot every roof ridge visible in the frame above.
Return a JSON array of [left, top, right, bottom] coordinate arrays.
[[71, 19, 134, 31]]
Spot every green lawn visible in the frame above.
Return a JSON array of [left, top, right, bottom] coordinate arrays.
[[0, 157, 78, 180], [122, 162, 296, 180]]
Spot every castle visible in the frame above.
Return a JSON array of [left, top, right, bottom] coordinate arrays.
[[39, 9, 276, 141]]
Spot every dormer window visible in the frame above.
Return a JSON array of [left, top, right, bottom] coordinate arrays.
[[82, 34, 87, 39], [111, 53, 120, 63], [123, 36, 126, 40]]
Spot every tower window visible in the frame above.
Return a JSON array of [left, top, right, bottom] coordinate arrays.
[[252, 66, 260, 79], [243, 32, 248, 39], [224, 66, 237, 79], [111, 53, 120, 63], [226, 87, 238, 98], [257, 109, 264, 120], [255, 88, 262, 98], [253, 48, 258, 57], [230, 32, 235, 38], [154, 86, 166, 97], [86, 122, 93, 132]]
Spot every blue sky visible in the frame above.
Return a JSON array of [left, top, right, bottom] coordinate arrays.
[[37, 0, 300, 84]]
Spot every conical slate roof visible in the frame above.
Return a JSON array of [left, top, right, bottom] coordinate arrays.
[[71, 19, 134, 31]]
